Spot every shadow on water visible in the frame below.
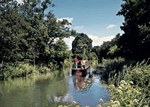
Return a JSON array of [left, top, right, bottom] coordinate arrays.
[[0, 65, 109, 107]]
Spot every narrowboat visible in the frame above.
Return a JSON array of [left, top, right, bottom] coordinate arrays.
[[72, 60, 90, 76]]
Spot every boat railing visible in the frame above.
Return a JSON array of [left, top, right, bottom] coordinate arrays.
[[77, 60, 89, 68]]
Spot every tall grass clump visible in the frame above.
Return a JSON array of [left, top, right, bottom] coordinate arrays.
[[101, 58, 150, 106], [102, 57, 125, 82], [63, 58, 73, 68], [0, 62, 52, 80], [102, 80, 150, 107]]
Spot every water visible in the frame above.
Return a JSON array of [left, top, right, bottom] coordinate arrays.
[[0, 66, 109, 107]]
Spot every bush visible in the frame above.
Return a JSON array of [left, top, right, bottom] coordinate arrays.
[[38, 66, 51, 74], [103, 80, 149, 107], [1, 62, 52, 80], [102, 58, 150, 106]]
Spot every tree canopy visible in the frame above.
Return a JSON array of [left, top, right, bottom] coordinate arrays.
[[72, 33, 92, 59], [117, 0, 150, 60], [0, 0, 77, 70]]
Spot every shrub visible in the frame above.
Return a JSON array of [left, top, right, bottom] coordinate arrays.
[[102, 58, 150, 106], [103, 80, 149, 107]]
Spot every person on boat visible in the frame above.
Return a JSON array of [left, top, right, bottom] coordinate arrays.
[[81, 59, 86, 69], [74, 57, 79, 68]]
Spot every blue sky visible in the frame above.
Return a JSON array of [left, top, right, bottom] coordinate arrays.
[[17, 0, 125, 50]]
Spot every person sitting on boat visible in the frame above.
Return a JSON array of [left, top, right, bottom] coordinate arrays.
[[81, 59, 86, 69], [74, 57, 79, 68]]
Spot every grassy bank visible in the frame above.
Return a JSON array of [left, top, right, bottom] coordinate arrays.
[[101, 57, 150, 106], [0, 62, 52, 80], [0, 58, 73, 80]]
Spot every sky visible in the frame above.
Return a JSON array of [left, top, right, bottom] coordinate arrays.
[[16, 0, 125, 50]]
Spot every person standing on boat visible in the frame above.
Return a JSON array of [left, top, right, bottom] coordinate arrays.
[[81, 59, 86, 69], [74, 57, 79, 68]]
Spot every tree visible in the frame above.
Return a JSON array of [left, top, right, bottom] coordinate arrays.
[[72, 33, 92, 59], [117, 0, 150, 60], [91, 33, 121, 62], [0, 0, 77, 70], [0, 0, 29, 63]]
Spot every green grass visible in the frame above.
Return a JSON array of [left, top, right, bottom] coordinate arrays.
[[101, 58, 150, 106]]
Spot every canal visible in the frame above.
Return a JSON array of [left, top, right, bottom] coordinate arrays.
[[0, 65, 109, 107]]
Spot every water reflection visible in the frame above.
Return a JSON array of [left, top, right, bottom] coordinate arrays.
[[0, 66, 109, 107]]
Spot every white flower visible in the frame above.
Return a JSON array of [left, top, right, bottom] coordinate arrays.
[[99, 99, 103, 102], [110, 100, 113, 102], [143, 105, 149, 107], [113, 101, 120, 105], [118, 86, 122, 89], [120, 84, 125, 87], [97, 104, 102, 107], [129, 81, 134, 84], [116, 89, 123, 94], [120, 80, 127, 85], [72, 101, 76, 104], [133, 99, 139, 104]]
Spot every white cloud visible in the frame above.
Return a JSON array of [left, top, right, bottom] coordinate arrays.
[[99, 36, 115, 44], [63, 35, 115, 50], [74, 26, 84, 29], [106, 24, 116, 29], [63, 36, 75, 50], [57, 18, 73, 23], [57, 18, 73, 27], [88, 35, 115, 46]]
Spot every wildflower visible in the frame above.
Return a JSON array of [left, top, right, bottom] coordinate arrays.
[[113, 101, 120, 106], [129, 81, 134, 84], [72, 101, 76, 104], [120, 84, 125, 87], [126, 105, 132, 107], [97, 104, 102, 107], [116, 89, 123, 94], [118, 86, 122, 89], [99, 99, 103, 102], [143, 105, 149, 107], [120, 80, 127, 85], [109, 84, 115, 88], [110, 100, 113, 102], [133, 99, 139, 104]]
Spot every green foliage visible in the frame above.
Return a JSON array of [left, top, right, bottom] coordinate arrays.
[[102, 57, 126, 83], [91, 46, 101, 58], [1, 62, 37, 80], [72, 33, 92, 59], [107, 45, 120, 57], [103, 80, 149, 107], [91, 33, 121, 62], [88, 52, 98, 60], [102, 58, 150, 106], [117, 0, 150, 60], [0, 0, 76, 77], [38, 66, 51, 74]]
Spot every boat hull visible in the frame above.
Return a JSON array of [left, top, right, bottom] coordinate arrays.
[[72, 65, 90, 77]]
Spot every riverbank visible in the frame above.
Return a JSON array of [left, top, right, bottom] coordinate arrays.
[[100, 57, 150, 107], [0, 63, 110, 107], [0, 58, 72, 80]]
